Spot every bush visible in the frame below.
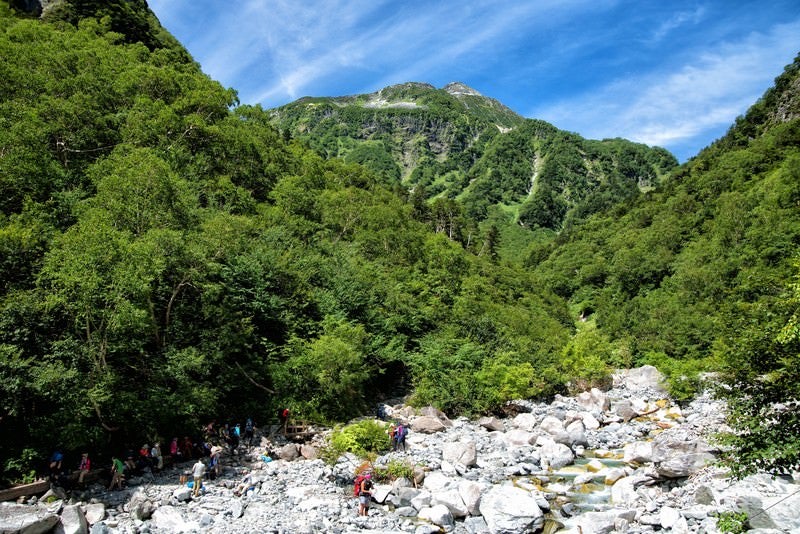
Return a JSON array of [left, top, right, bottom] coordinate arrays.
[[322, 419, 390, 463], [373, 458, 416, 483], [716, 511, 748, 533]]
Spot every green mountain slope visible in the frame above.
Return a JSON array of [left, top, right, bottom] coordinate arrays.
[[270, 83, 677, 232], [0, 3, 576, 483], [532, 52, 800, 474]]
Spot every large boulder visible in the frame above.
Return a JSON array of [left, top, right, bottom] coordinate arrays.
[[299, 444, 319, 460], [418, 504, 454, 528], [537, 437, 574, 470], [612, 400, 637, 422], [478, 485, 544, 534], [458, 480, 484, 516], [574, 508, 637, 534], [565, 420, 588, 447], [422, 471, 455, 493], [150, 506, 199, 533], [370, 484, 392, 505], [431, 488, 469, 518], [54, 504, 88, 534], [623, 441, 653, 464], [614, 365, 666, 392], [478, 416, 504, 432], [411, 416, 447, 434], [511, 413, 538, 432], [503, 429, 536, 447], [82, 504, 105, 526], [128, 490, 154, 521], [0, 502, 60, 534], [539, 415, 565, 435], [723, 474, 800, 532], [277, 443, 300, 461], [442, 441, 477, 467], [576, 388, 609, 413], [651, 428, 715, 478]]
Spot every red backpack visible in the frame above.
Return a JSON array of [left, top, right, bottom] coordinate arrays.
[[353, 474, 366, 496]]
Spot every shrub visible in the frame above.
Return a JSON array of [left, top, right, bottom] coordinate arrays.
[[322, 419, 390, 463], [716, 511, 748, 533]]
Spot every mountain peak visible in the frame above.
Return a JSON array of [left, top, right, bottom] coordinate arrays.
[[443, 82, 482, 97]]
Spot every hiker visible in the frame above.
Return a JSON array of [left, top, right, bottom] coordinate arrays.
[[191, 458, 206, 498], [233, 470, 255, 497], [181, 436, 193, 460], [357, 473, 373, 516], [151, 442, 163, 470], [124, 451, 136, 473], [137, 444, 152, 470], [170, 437, 179, 460], [77, 452, 91, 486], [395, 423, 408, 451], [376, 403, 386, 420], [209, 446, 222, 480], [387, 423, 397, 450], [244, 417, 255, 446], [109, 456, 125, 490], [278, 408, 289, 434], [203, 420, 215, 440], [48, 449, 64, 481]]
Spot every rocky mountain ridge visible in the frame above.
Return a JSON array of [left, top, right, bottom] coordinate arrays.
[[4, 367, 798, 533], [271, 82, 676, 231]]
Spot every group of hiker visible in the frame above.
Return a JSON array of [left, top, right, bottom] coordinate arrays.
[[386, 422, 408, 451], [45, 416, 261, 493], [44, 410, 406, 516]]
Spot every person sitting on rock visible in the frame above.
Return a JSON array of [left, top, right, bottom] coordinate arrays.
[[233, 470, 255, 497], [150, 442, 163, 471], [77, 452, 91, 487]]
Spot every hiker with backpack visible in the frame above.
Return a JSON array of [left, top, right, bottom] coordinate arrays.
[[355, 472, 373, 516], [244, 417, 255, 446], [395, 423, 408, 451]]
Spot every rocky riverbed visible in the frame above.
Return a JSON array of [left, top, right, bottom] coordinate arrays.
[[2, 366, 799, 533]]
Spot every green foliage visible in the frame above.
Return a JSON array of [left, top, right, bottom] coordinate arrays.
[[326, 419, 390, 459], [1, 2, 798, 486], [373, 458, 416, 482], [716, 511, 748, 534], [558, 320, 613, 393]]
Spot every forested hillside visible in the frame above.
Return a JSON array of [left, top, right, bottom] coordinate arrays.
[[531, 54, 800, 475], [1, 0, 798, 484], [0, 3, 576, 483], [270, 83, 677, 250]]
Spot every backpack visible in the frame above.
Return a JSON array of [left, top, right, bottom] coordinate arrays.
[[353, 475, 366, 496], [396, 424, 407, 440]]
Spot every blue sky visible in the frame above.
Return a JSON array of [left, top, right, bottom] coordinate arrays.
[[148, 1, 800, 162]]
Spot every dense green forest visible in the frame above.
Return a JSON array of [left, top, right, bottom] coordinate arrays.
[[1, 1, 798, 484], [0, 2, 575, 483], [271, 84, 677, 239]]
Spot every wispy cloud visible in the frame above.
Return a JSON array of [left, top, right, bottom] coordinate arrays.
[[243, 0, 607, 102], [531, 19, 800, 156], [650, 6, 707, 42]]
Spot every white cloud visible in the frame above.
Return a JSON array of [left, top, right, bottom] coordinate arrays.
[[532, 19, 800, 153], [650, 6, 707, 42], [245, 0, 607, 104]]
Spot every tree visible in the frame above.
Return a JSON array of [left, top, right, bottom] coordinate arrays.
[[716, 260, 800, 478]]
